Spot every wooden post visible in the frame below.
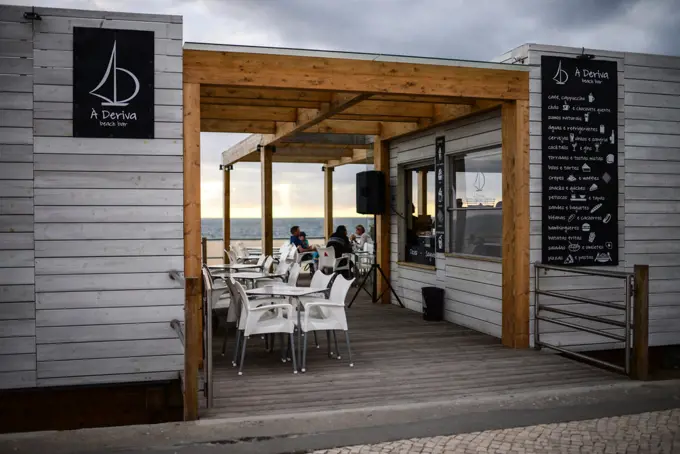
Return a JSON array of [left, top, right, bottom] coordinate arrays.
[[417, 170, 427, 216], [183, 277, 200, 421], [201, 237, 207, 266], [374, 137, 391, 304], [632, 264, 649, 380], [501, 100, 530, 349], [324, 166, 333, 241], [261, 146, 274, 256], [223, 167, 230, 263], [183, 82, 201, 419]]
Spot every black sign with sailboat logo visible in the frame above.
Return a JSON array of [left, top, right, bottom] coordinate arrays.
[[541, 56, 618, 266], [434, 136, 446, 253], [73, 27, 154, 139]]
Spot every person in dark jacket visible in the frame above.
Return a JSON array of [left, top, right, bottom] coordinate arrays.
[[325, 225, 354, 278]]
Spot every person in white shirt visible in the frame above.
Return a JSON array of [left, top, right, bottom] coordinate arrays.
[[350, 224, 373, 250]]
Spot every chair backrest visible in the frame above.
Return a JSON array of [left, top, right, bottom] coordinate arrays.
[[224, 277, 243, 324], [256, 254, 267, 267], [309, 269, 325, 288], [329, 275, 355, 304], [235, 242, 248, 258], [262, 256, 274, 273], [287, 263, 301, 287], [232, 279, 251, 314], [364, 242, 374, 254], [226, 248, 238, 264], [317, 247, 335, 269], [287, 246, 297, 262], [275, 259, 291, 275], [279, 242, 291, 257]]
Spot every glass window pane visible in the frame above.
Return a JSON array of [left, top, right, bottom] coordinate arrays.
[[448, 148, 502, 258], [404, 163, 435, 265]]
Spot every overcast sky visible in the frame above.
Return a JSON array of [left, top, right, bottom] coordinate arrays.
[[6, 0, 679, 218]]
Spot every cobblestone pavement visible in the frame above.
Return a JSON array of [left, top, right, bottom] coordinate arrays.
[[312, 409, 680, 454]]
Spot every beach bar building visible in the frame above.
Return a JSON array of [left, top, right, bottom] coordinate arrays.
[[1, 3, 679, 432]]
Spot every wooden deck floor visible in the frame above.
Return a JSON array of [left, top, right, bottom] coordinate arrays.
[[203, 289, 624, 419]]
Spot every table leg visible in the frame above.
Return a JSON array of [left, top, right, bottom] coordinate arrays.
[[296, 296, 302, 372]]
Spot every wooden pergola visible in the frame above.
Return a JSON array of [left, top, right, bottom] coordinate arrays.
[[182, 44, 530, 418]]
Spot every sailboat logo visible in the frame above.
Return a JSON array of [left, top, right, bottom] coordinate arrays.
[[473, 172, 485, 192], [90, 41, 140, 106], [553, 60, 568, 85]]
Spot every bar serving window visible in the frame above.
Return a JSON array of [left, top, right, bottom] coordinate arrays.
[[448, 148, 502, 258], [403, 163, 435, 266]]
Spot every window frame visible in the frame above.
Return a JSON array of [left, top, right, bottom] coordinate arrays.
[[398, 159, 436, 264], [446, 146, 503, 259]]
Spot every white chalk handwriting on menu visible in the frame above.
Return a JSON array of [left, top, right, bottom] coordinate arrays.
[[541, 56, 618, 266]]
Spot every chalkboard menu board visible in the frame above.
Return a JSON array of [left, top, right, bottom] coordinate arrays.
[[435, 136, 446, 253], [541, 56, 618, 266]]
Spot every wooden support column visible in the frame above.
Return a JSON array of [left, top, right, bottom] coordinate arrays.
[[182, 82, 201, 420], [417, 170, 427, 216], [223, 166, 230, 263], [633, 264, 649, 380], [324, 166, 334, 241], [261, 146, 274, 256], [374, 138, 391, 304], [501, 100, 530, 349]]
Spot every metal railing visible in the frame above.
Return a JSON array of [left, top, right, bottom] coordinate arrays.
[[534, 262, 634, 375]]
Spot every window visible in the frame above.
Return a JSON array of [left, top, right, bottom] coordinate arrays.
[[403, 163, 435, 266], [448, 148, 502, 258]]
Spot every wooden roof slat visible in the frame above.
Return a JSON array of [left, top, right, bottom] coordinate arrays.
[[201, 104, 297, 122], [201, 119, 278, 134], [200, 85, 333, 102]]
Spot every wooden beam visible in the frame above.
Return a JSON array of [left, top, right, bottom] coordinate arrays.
[[324, 166, 333, 242], [202, 96, 321, 109], [201, 119, 277, 134], [326, 148, 371, 168], [303, 119, 420, 137], [343, 100, 435, 118], [263, 93, 371, 146], [633, 264, 649, 380], [240, 147, 354, 163], [501, 100, 530, 349], [223, 167, 230, 263], [201, 104, 296, 122], [184, 50, 529, 100], [200, 85, 332, 103], [278, 142, 372, 150], [374, 138, 391, 305], [417, 170, 427, 216], [261, 146, 274, 256], [222, 134, 263, 166], [182, 82, 201, 421], [370, 94, 478, 104]]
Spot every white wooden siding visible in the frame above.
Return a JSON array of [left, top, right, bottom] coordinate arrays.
[[0, 6, 36, 389], [624, 51, 680, 347], [521, 44, 680, 350], [0, 6, 184, 389], [388, 110, 504, 339]]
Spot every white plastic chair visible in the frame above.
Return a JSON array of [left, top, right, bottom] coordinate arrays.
[[297, 275, 355, 372], [226, 248, 239, 264], [255, 259, 291, 288], [287, 262, 302, 287], [317, 246, 350, 275], [231, 279, 298, 375], [201, 265, 230, 407], [261, 256, 274, 274], [278, 243, 292, 263]]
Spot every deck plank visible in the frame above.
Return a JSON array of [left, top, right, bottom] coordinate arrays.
[[203, 286, 622, 419]]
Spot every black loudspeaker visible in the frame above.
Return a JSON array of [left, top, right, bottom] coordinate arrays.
[[356, 171, 385, 214]]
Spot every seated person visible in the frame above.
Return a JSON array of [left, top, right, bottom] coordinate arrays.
[[289, 225, 316, 255], [326, 225, 354, 278], [299, 231, 318, 272], [350, 224, 373, 250]]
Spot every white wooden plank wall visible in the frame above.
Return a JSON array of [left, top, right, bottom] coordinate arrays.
[[0, 6, 36, 390], [28, 8, 185, 387], [624, 51, 680, 347], [523, 45, 629, 350], [388, 110, 504, 339]]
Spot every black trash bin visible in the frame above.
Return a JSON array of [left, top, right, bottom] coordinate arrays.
[[421, 287, 444, 321]]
